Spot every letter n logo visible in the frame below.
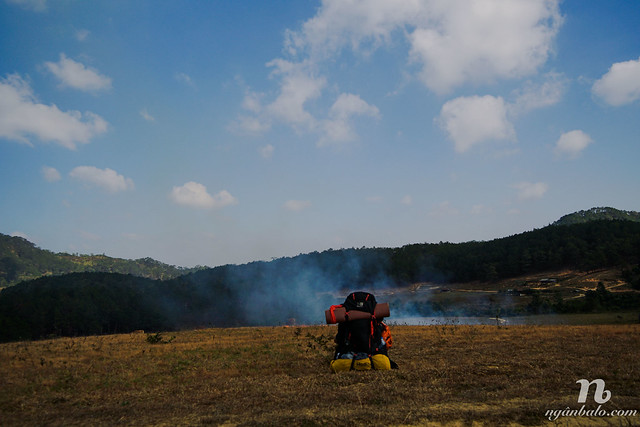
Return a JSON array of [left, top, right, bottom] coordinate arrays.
[[576, 379, 612, 404]]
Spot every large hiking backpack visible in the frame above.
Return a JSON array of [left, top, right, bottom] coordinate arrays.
[[331, 291, 396, 372]]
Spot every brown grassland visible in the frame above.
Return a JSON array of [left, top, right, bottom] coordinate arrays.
[[1, 324, 639, 426]]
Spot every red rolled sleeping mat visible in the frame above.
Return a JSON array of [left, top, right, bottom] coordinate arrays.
[[325, 302, 390, 324]]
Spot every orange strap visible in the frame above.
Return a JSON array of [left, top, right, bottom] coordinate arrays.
[[381, 322, 394, 348], [329, 305, 343, 324]]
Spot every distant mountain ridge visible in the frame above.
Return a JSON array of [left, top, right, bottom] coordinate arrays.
[[0, 233, 204, 288], [2, 207, 639, 288], [552, 207, 640, 226]]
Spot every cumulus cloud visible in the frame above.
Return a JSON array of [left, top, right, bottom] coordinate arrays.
[[283, 199, 311, 212], [69, 166, 134, 193], [233, 60, 326, 135], [231, 115, 272, 136], [592, 56, 640, 106], [437, 74, 566, 154], [320, 93, 380, 146], [409, 1, 562, 94], [266, 59, 326, 130], [284, 0, 422, 58], [513, 181, 548, 200], [44, 54, 112, 92], [170, 181, 237, 209], [237, 0, 561, 142], [42, 166, 61, 182], [330, 93, 380, 122], [437, 95, 515, 153], [554, 130, 593, 160], [0, 74, 108, 149], [285, 0, 561, 94]]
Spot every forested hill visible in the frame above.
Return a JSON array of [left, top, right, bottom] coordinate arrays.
[[296, 217, 640, 286], [552, 207, 640, 226], [1, 218, 640, 341], [0, 233, 204, 288], [1, 207, 639, 288]]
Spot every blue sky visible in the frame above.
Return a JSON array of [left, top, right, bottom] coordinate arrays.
[[1, 0, 639, 268]]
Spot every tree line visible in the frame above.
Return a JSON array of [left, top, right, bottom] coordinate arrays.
[[388, 219, 640, 284], [1, 219, 639, 341], [0, 233, 203, 288]]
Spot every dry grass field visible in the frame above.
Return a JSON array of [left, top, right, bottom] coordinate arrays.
[[1, 324, 639, 426]]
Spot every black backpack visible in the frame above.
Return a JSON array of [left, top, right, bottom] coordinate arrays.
[[334, 291, 386, 357]]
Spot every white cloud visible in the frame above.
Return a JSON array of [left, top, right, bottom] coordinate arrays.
[[409, 1, 562, 94], [0, 74, 108, 149], [242, 90, 264, 113], [283, 199, 311, 212], [510, 72, 567, 115], [285, 0, 561, 94], [234, 60, 325, 136], [6, 0, 46, 12], [400, 195, 413, 206], [44, 54, 112, 92], [330, 93, 380, 122], [69, 166, 134, 193], [592, 56, 640, 106], [234, 116, 272, 135], [554, 130, 593, 160], [513, 181, 548, 200], [284, 0, 423, 58], [320, 93, 380, 146], [140, 108, 155, 122], [42, 166, 61, 182], [210, 190, 238, 209], [238, 0, 561, 142], [170, 182, 237, 209], [437, 95, 515, 153], [229, 87, 272, 134], [266, 59, 326, 130], [260, 144, 274, 159]]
